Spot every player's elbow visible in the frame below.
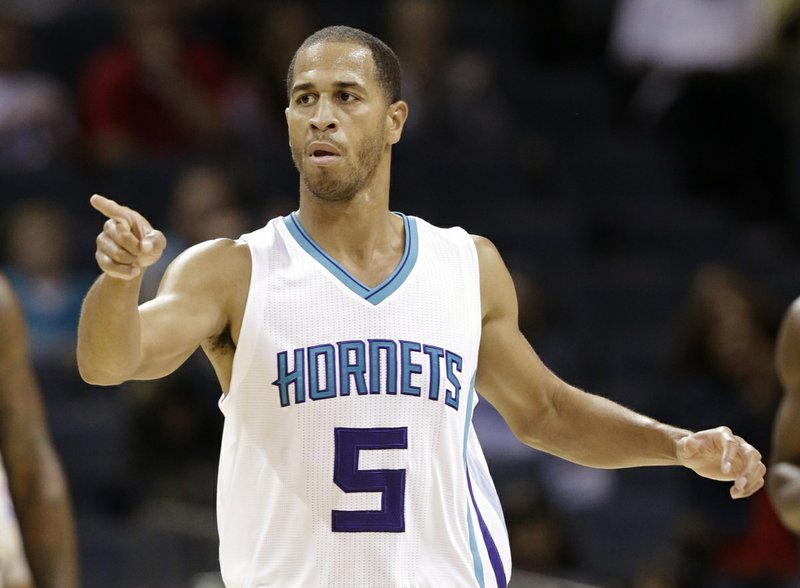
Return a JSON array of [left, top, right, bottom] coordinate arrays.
[[76, 337, 138, 386], [78, 366, 126, 387], [504, 384, 565, 451], [76, 356, 130, 387], [504, 401, 556, 450]]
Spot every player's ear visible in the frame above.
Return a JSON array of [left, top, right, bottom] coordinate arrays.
[[386, 100, 408, 146]]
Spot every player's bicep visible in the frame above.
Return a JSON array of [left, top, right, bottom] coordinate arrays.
[[133, 243, 232, 379], [472, 236, 558, 438]]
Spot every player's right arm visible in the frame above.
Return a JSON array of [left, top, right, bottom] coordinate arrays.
[[77, 194, 238, 385], [769, 297, 800, 532]]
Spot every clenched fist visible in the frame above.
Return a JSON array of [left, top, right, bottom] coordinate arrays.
[[90, 194, 166, 280]]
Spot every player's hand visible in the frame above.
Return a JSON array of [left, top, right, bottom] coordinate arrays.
[[90, 194, 166, 280], [676, 426, 766, 499]]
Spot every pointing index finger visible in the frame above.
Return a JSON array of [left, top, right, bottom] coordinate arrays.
[[90, 194, 130, 224]]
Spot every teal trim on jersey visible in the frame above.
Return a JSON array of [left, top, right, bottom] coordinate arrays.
[[462, 372, 485, 588], [467, 448, 508, 536], [284, 212, 418, 305]]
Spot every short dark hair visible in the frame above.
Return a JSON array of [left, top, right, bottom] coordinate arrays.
[[286, 25, 402, 104]]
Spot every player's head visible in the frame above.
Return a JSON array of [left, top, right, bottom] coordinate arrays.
[[287, 25, 401, 106], [285, 26, 408, 203]]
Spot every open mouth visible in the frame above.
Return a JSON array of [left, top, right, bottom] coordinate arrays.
[[309, 146, 342, 165]]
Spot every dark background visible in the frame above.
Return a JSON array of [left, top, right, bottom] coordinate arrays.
[[1, 1, 799, 586]]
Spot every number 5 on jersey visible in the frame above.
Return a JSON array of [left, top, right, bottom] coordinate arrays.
[[332, 427, 408, 532]]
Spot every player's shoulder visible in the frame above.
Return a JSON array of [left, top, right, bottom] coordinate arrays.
[[0, 275, 26, 357], [787, 296, 800, 320], [176, 236, 249, 266], [470, 234, 505, 272], [0, 274, 12, 312], [0, 274, 23, 324], [470, 234, 499, 254], [161, 238, 251, 293], [780, 296, 800, 338]]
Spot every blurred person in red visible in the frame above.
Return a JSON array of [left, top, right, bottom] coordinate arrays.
[[0, 273, 79, 587], [78, 0, 241, 166]]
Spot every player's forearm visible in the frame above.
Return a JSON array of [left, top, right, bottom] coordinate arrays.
[[767, 461, 800, 533], [77, 273, 144, 385], [522, 384, 689, 469], [12, 449, 79, 588]]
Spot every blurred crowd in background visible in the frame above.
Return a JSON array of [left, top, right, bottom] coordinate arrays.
[[2, 0, 800, 586]]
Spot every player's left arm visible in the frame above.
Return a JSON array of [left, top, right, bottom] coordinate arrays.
[[0, 276, 80, 587], [472, 235, 765, 499], [768, 297, 800, 530]]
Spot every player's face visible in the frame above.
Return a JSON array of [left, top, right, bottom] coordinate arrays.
[[286, 41, 396, 202]]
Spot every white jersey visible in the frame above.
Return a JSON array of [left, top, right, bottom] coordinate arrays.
[[218, 213, 511, 587], [0, 457, 33, 587]]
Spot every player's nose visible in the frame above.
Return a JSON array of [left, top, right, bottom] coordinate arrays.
[[309, 96, 338, 132]]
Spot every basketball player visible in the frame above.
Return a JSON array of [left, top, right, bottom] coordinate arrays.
[[77, 26, 766, 587], [769, 297, 800, 533], [0, 274, 80, 587]]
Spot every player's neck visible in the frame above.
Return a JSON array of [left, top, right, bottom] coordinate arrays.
[[295, 194, 405, 286]]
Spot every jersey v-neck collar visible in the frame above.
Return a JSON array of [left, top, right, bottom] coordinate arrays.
[[284, 211, 418, 305]]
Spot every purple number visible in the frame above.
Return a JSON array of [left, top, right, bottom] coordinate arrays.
[[332, 427, 407, 532]]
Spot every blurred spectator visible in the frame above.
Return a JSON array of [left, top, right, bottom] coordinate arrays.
[[511, 0, 616, 66], [630, 569, 679, 588], [609, 0, 794, 222], [128, 373, 222, 507], [210, 0, 319, 196], [0, 0, 99, 26], [1, 200, 91, 377], [629, 514, 713, 588], [383, 0, 452, 140], [141, 163, 250, 300], [77, 0, 244, 166], [442, 48, 514, 150], [611, 0, 782, 75], [0, 13, 76, 170], [669, 264, 782, 422], [246, 1, 318, 146], [381, 0, 522, 224], [666, 263, 797, 587], [164, 163, 249, 246], [504, 479, 574, 577], [383, 0, 512, 148]]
